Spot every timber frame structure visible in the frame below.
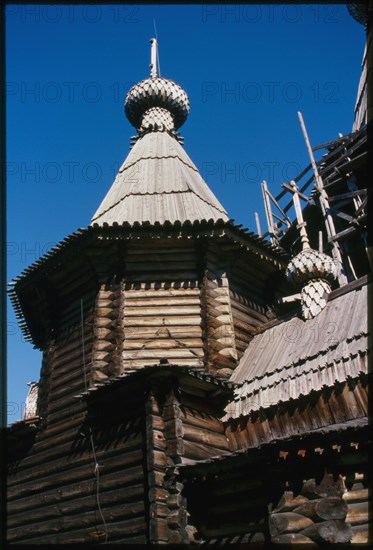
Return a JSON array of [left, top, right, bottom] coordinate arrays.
[[6, 7, 371, 546]]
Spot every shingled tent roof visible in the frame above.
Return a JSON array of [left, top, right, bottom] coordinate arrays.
[[91, 131, 228, 225], [225, 276, 370, 418], [91, 59, 228, 226]]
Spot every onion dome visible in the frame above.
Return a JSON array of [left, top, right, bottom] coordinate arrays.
[[286, 248, 337, 287], [125, 76, 190, 132]]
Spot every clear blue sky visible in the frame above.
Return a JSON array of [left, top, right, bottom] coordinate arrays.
[[6, 4, 365, 422]]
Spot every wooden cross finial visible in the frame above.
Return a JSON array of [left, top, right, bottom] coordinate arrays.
[[150, 38, 158, 77], [290, 180, 310, 250]]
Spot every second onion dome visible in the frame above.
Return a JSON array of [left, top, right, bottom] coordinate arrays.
[[286, 248, 337, 287]]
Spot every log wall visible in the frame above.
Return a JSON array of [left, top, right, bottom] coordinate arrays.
[[183, 465, 269, 544], [90, 282, 124, 384], [344, 472, 370, 543], [180, 403, 230, 462], [269, 472, 352, 544], [120, 240, 205, 370], [7, 288, 149, 544]]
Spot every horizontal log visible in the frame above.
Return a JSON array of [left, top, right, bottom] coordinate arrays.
[[200, 518, 266, 538], [122, 358, 203, 368], [47, 393, 91, 416], [7, 441, 144, 495], [54, 331, 93, 359], [122, 348, 204, 360], [126, 257, 197, 268], [345, 501, 369, 525], [125, 305, 201, 316], [300, 475, 345, 499], [147, 449, 169, 470], [124, 297, 200, 308], [8, 512, 146, 544], [94, 317, 116, 328], [125, 287, 200, 298], [301, 520, 352, 543], [123, 316, 202, 327], [180, 408, 225, 433], [124, 272, 200, 283], [50, 363, 91, 391], [94, 290, 116, 299], [8, 464, 145, 516], [182, 424, 229, 452], [273, 491, 310, 512], [269, 512, 313, 537], [44, 400, 87, 426], [95, 298, 117, 308], [49, 375, 87, 401], [232, 316, 261, 333], [350, 524, 369, 543], [52, 343, 92, 370], [230, 301, 263, 324], [179, 394, 219, 416], [183, 440, 227, 461], [92, 327, 112, 339], [272, 532, 318, 544], [124, 326, 202, 338], [343, 487, 369, 502], [32, 415, 83, 442], [8, 483, 145, 528], [293, 497, 347, 521], [123, 338, 203, 350], [208, 351, 236, 369]]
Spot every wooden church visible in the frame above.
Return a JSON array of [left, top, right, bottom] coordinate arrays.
[[7, 11, 371, 545]]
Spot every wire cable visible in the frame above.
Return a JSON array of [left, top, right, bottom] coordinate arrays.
[[81, 299, 109, 543]]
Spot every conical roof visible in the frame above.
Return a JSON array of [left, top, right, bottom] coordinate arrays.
[[91, 39, 228, 226], [91, 131, 228, 225]]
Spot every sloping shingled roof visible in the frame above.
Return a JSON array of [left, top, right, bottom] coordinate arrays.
[[91, 131, 228, 225], [225, 278, 370, 418]]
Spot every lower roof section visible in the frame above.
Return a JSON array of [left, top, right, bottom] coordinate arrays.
[[225, 275, 370, 418]]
